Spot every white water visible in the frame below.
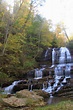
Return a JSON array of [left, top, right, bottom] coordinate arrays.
[[43, 47, 72, 95], [34, 68, 45, 79], [4, 80, 23, 94], [59, 47, 71, 64], [42, 83, 45, 90], [44, 81, 53, 94], [30, 84, 33, 91], [52, 48, 56, 65]]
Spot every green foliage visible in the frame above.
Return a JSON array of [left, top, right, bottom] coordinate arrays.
[[23, 59, 37, 70], [67, 39, 73, 49], [51, 36, 58, 48], [0, 0, 67, 81], [0, 72, 9, 87], [55, 23, 66, 47], [0, 94, 8, 98], [0, 72, 8, 79]]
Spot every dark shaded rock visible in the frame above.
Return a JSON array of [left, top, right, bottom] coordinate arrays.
[[43, 69, 49, 77], [50, 79, 55, 86], [27, 70, 35, 79], [35, 48, 52, 62], [2, 82, 12, 88], [32, 83, 43, 90], [13, 84, 28, 93], [59, 77, 64, 82]]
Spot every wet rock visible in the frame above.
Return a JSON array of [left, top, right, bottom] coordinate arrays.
[[59, 77, 64, 82], [54, 84, 73, 98], [13, 84, 28, 93]]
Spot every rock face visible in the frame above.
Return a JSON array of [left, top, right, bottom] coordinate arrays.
[[35, 48, 52, 63], [54, 83, 73, 99], [1, 90, 45, 108]]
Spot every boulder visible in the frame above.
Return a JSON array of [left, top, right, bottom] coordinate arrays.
[[1, 90, 45, 108], [2, 96, 27, 107], [16, 90, 43, 100]]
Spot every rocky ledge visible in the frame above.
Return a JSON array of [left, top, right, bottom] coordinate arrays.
[[0, 90, 47, 109]]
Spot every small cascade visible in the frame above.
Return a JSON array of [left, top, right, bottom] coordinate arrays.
[[52, 48, 55, 65], [42, 83, 45, 90], [30, 84, 33, 91], [59, 47, 71, 64], [65, 65, 71, 78], [4, 80, 23, 94], [34, 68, 45, 79], [44, 81, 53, 94], [45, 48, 50, 58]]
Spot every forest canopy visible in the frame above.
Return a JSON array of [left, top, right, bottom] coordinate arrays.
[[0, 0, 72, 84]]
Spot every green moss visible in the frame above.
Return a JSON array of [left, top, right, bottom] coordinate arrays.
[[26, 98, 35, 106], [0, 94, 8, 98]]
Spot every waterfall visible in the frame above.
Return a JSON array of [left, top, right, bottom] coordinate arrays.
[[42, 83, 45, 90], [65, 65, 71, 77], [53, 47, 71, 91], [4, 80, 23, 94], [34, 68, 45, 79], [43, 47, 72, 95], [59, 47, 71, 64], [30, 85, 33, 91], [52, 48, 55, 65]]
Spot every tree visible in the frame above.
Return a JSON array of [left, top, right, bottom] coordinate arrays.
[[55, 23, 66, 47], [0, 0, 46, 78], [26, 15, 54, 58], [0, 1, 12, 55], [66, 36, 73, 49]]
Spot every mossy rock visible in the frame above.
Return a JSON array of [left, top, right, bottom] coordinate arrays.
[[1, 90, 45, 108]]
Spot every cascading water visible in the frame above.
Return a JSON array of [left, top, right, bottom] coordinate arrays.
[[34, 68, 45, 79], [52, 48, 55, 65], [3, 47, 73, 95], [4, 80, 23, 94], [43, 47, 72, 96], [59, 47, 71, 64]]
